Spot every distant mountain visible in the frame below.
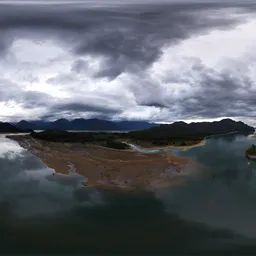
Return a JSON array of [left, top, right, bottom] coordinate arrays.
[[12, 118, 255, 134], [52, 118, 71, 130], [129, 118, 255, 144], [115, 121, 158, 130], [188, 118, 255, 134], [0, 122, 23, 133], [15, 120, 41, 131], [70, 118, 120, 130], [13, 118, 157, 131]]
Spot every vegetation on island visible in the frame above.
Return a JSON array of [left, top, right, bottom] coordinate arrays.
[[30, 130, 130, 150], [246, 144, 256, 156], [128, 119, 255, 147], [103, 140, 130, 150]]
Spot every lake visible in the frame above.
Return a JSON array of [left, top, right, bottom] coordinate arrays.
[[1, 133, 256, 254], [34, 130, 131, 133]]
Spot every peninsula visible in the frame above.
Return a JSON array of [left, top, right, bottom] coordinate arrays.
[[9, 131, 197, 191]]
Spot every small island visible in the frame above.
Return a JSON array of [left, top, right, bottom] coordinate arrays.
[[246, 144, 256, 160]]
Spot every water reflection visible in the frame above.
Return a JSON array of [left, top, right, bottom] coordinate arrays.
[[0, 135, 103, 219], [1, 134, 256, 253], [155, 134, 256, 238]]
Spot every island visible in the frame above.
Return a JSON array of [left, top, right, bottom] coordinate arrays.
[[7, 118, 255, 192], [246, 144, 256, 160]]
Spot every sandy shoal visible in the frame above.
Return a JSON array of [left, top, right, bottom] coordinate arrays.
[[121, 139, 206, 151], [8, 135, 202, 191]]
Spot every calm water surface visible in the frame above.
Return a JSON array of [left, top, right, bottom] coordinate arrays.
[[0, 133, 256, 254], [34, 130, 131, 133]]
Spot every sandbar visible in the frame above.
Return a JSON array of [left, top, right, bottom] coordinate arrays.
[[121, 139, 206, 151], [8, 135, 202, 191]]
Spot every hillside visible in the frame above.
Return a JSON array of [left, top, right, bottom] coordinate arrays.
[[15, 120, 41, 131], [0, 122, 24, 133], [13, 118, 156, 131], [115, 121, 159, 130], [29, 129, 130, 149], [128, 119, 255, 147]]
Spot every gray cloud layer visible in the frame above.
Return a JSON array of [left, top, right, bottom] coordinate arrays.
[[0, 0, 255, 125]]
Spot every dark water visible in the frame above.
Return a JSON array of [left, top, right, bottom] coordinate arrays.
[[1, 133, 256, 254], [34, 130, 131, 133]]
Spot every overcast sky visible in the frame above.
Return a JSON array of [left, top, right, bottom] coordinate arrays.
[[0, 0, 255, 125]]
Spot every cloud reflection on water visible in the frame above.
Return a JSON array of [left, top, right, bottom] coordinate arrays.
[[1, 134, 256, 253], [0, 135, 104, 218], [155, 134, 256, 239]]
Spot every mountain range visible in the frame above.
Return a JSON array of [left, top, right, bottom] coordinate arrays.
[[129, 118, 255, 142], [0, 118, 254, 135], [12, 118, 158, 131], [0, 122, 23, 133], [17, 118, 255, 150]]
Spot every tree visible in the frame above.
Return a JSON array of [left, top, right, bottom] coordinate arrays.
[[246, 144, 256, 155]]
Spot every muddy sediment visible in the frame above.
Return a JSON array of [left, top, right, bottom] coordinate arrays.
[[8, 135, 201, 191]]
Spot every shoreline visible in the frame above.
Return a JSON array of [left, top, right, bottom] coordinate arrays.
[[123, 131, 249, 152], [7, 134, 200, 192], [123, 139, 206, 152], [246, 153, 256, 160], [204, 131, 239, 139]]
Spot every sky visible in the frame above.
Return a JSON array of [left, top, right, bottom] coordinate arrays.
[[0, 0, 256, 125]]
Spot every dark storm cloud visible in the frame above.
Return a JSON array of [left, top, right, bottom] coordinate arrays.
[[0, 79, 53, 108], [0, 32, 13, 56], [0, 78, 122, 118], [40, 103, 122, 121], [175, 70, 256, 120], [0, 0, 256, 122], [52, 102, 122, 115], [139, 102, 167, 108], [71, 2, 248, 77], [71, 59, 89, 74], [0, 1, 250, 76], [130, 55, 256, 122], [20, 91, 54, 109]]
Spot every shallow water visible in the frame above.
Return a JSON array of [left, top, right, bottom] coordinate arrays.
[[1, 133, 256, 254]]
